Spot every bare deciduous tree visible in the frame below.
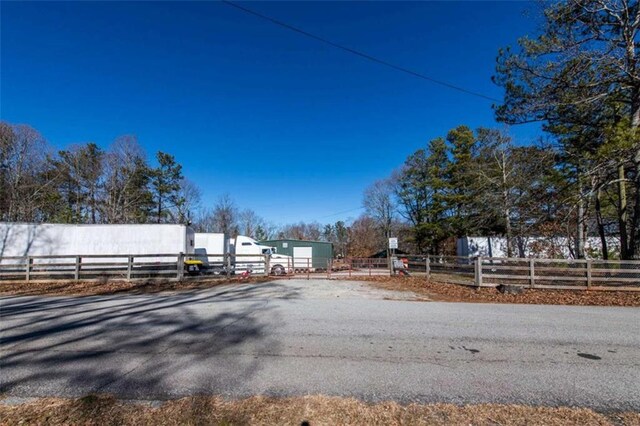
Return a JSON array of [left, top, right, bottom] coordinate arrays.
[[171, 178, 201, 225], [103, 135, 153, 223], [472, 129, 555, 257], [238, 208, 264, 238], [364, 178, 396, 255], [348, 215, 380, 257], [0, 123, 52, 222], [277, 221, 323, 241], [196, 194, 239, 236]]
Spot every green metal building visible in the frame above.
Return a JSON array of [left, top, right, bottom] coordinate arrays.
[[260, 239, 334, 270]]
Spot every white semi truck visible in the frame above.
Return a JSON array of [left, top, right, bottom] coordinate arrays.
[[0, 223, 291, 276], [194, 233, 292, 275]]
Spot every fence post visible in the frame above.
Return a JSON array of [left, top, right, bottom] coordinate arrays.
[[349, 258, 352, 278], [25, 256, 32, 282], [426, 256, 430, 282], [368, 258, 372, 277], [327, 259, 331, 279], [127, 256, 133, 280], [586, 259, 592, 289], [74, 256, 81, 280], [177, 252, 185, 280], [265, 254, 270, 277], [474, 256, 483, 287], [307, 258, 310, 280], [529, 258, 535, 288]]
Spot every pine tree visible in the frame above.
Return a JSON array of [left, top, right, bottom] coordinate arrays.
[[395, 137, 451, 253], [150, 152, 183, 224]]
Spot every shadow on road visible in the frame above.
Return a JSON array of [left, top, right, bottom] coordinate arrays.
[[0, 281, 299, 398]]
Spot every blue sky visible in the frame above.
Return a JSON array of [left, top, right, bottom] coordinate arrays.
[[1, 1, 542, 225]]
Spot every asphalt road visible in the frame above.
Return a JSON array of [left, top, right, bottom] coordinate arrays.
[[1, 279, 639, 411]]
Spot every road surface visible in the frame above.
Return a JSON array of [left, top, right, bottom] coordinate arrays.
[[1, 279, 639, 410]]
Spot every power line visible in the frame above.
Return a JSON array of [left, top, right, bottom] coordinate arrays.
[[317, 206, 364, 219], [221, 1, 500, 103]]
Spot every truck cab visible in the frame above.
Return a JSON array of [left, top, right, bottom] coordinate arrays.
[[194, 233, 293, 276], [232, 236, 292, 275]]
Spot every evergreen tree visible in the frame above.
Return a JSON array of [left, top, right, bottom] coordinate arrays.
[[395, 137, 450, 253], [150, 152, 183, 224], [334, 221, 348, 258], [254, 225, 268, 241], [446, 125, 478, 236], [50, 143, 104, 223]]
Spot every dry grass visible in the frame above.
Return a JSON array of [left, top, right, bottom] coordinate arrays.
[[0, 276, 274, 297], [1, 394, 638, 426], [2, 275, 639, 307], [357, 276, 640, 307]]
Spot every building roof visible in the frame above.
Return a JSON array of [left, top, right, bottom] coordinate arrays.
[[369, 249, 407, 258]]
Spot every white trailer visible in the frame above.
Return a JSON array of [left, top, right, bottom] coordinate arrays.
[[456, 236, 620, 259], [193, 232, 228, 274], [0, 223, 196, 265]]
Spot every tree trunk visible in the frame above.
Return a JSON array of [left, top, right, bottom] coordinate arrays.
[[618, 164, 629, 259], [504, 207, 512, 258], [91, 187, 96, 224], [628, 87, 640, 259], [502, 162, 513, 258], [576, 198, 585, 259], [157, 196, 162, 224], [595, 188, 608, 260], [575, 171, 585, 259], [631, 90, 640, 258], [631, 154, 640, 259]]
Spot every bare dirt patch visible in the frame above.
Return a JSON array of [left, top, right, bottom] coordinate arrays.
[[356, 276, 640, 307], [0, 276, 274, 297], [1, 394, 638, 426]]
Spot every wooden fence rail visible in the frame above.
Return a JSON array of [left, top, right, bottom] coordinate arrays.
[[398, 255, 639, 291], [0, 253, 277, 281], [1, 252, 638, 291]]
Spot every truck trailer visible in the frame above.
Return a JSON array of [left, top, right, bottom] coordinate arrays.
[[0, 223, 201, 273]]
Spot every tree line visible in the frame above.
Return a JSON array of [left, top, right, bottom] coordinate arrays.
[[0, 123, 360, 254], [494, 0, 640, 259], [351, 0, 640, 260], [494, 0, 640, 260], [192, 197, 355, 257], [1, 122, 197, 225], [362, 126, 562, 257]]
